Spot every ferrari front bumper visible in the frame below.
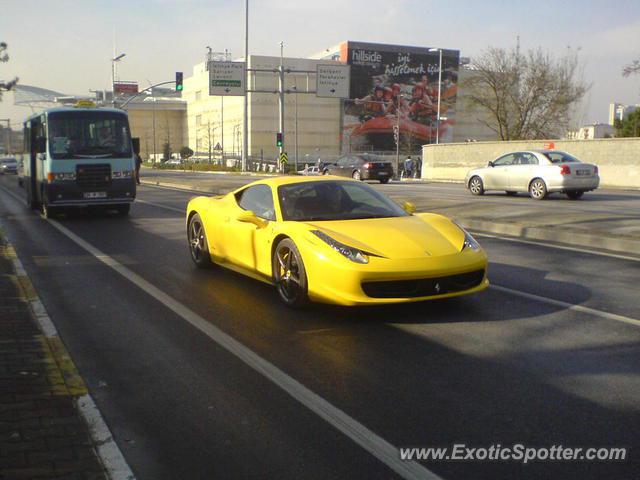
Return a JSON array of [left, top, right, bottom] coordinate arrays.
[[303, 247, 489, 306]]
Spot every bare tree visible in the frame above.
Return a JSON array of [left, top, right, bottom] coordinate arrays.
[[0, 42, 19, 99], [463, 46, 588, 140], [623, 58, 640, 77]]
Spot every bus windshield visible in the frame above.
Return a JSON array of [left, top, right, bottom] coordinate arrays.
[[48, 111, 132, 159]]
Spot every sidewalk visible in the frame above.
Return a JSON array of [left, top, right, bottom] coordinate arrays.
[[140, 174, 640, 257], [0, 233, 110, 479]]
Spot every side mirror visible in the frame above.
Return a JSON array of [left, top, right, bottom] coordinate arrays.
[[488, 161, 494, 167], [402, 201, 416, 214], [236, 210, 268, 228]]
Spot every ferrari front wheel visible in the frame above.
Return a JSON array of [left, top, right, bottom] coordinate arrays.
[[188, 213, 212, 268], [273, 238, 308, 307]]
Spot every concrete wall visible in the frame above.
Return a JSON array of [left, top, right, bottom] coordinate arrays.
[[421, 138, 640, 189]]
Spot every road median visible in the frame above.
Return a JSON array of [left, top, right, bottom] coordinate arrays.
[[140, 177, 640, 257]]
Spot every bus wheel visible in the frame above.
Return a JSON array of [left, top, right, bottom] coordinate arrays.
[[116, 204, 130, 216]]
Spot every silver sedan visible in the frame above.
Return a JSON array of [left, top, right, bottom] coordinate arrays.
[[465, 150, 600, 200]]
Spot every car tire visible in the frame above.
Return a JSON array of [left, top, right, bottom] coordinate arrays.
[[187, 213, 213, 269], [273, 238, 309, 308], [116, 204, 131, 216], [469, 176, 484, 196], [566, 190, 584, 200], [379, 178, 389, 184], [505, 191, 517, 196], [529, 178, 548, 200], [352, 170, 361, 181]]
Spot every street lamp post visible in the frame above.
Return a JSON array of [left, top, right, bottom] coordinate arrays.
[[111, 53, 126, 108], [242, 0, 249, 172], [290, 84, 299, 173], [429, 48, 443, 144]]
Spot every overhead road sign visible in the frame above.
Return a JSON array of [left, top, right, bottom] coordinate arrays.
[[209, 61, 246, 96], [316, 64, 350, 99]]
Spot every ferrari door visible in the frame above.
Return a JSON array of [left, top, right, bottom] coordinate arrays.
[[222, 184, 276, 274]]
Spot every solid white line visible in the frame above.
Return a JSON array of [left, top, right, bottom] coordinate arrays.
[[474, 232, 640, 262], [491, 284, 640, 328], [77, 394, 136, 480], [45, 218, 440, 480], [2, 227, 135, 480]]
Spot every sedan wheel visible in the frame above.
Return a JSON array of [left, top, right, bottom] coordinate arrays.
[[273, 238, 308, 307], [529, 178, 548, 200], [352, 170, 361, 181], [469, 176, 484, 196], [188, 213, 212, 268]]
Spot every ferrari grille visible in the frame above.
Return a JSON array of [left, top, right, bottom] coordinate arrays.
[[361, 269, 485, 298]]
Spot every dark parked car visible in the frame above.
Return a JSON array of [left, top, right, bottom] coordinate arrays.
[[0, 157, 18, 175], [324, 154, 394, 184]]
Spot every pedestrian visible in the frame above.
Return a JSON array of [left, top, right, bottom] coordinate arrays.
[[132, 138, 142, 185], [404, 155, 413, 180]]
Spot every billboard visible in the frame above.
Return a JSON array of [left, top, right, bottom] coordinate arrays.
[[113, 82, 139, 95], [339, 41, 460, 153]]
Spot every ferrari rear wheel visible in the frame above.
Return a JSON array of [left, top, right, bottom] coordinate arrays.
[[273, 238, 308, 307], [188, 213, 212, 268]]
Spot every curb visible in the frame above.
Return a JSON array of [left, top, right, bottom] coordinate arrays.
[[140, 179, 640, 257], [0, 229, 136, 480], [458, 218, 640, 255]]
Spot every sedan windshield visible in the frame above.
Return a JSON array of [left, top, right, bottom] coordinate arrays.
[[48, 111, 132, 160], [543, 151, 581, 163], [278, 180, 409, 221]]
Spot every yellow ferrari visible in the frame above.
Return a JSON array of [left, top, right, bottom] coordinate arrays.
[[186, 176, 488, 307]]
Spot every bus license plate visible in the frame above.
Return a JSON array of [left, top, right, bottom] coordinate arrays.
[[84, 192, 107, 199]]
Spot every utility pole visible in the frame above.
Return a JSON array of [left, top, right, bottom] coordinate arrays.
[[436, 49, 443, 144], [242, 0, 249, 172], [278, 41, 285, 172]]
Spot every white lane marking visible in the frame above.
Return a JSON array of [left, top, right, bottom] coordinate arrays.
[[135, 199, 185, 214], [77, 394, 135, 480], [45, 218, 440, 480], [491, 285, 640, 328], [1, 222, 135, 480], [474, 232, 640, 262]]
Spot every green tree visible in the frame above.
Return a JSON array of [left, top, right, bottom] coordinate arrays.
[[0, 42, 19, 100], [162, 142, 171, 161], [614, 109, 640, 137], [463, 46, 588, 140], [180, 146, 194, 160]]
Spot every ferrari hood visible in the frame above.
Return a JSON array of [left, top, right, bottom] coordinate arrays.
[[306, 214, 465, 259]]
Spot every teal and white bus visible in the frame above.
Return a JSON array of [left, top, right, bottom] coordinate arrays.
[[21, 102, 136, 217]]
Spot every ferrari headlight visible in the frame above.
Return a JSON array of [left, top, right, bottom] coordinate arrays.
[[453, 221, 481, 252], [311, 230, 369, 264], [463, 231, 481, 251]]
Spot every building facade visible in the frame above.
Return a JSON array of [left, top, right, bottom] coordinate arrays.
[[183, 56, 343, 167]]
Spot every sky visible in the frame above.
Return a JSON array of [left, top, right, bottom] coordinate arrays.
[[1, 0, 639, 128]]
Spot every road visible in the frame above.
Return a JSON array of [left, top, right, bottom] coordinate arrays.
[[1, 173, 639, 479]]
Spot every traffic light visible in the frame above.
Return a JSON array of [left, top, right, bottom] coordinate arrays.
[[175, 72, 184, 91], [276, 132, 283, 147]]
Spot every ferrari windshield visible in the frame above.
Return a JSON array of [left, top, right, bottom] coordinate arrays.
[[47, 111, 132, 159], [278, 180, 409, 221]]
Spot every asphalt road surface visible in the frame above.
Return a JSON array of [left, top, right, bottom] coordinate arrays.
[[1, 173, 639, 480]]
